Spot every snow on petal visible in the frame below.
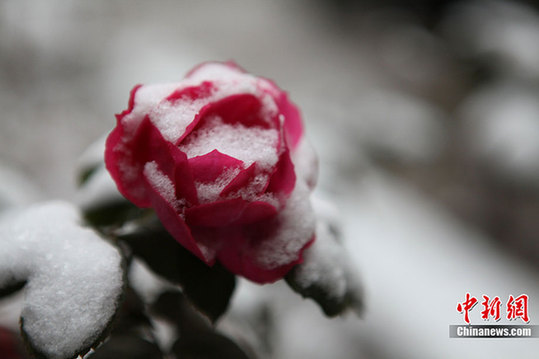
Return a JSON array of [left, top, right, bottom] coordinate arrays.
[[253, 179, 316, 271]]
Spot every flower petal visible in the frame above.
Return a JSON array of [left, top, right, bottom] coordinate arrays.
[[133, 118, 198, 206], [185, 199, 248, 227], [216, 229, 314, 284], [265, 148, 296, 197], [166, 81, 214, 102], [142, 172, 206, 263], [188, 150, 243, 183], [268, 84, 304, 150], [199, 94, 270, 129], [219, 163, 257, 198]]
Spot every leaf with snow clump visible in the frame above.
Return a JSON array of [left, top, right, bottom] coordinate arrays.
[[0, 201, 125, 359], [285, 197, 364, 317]]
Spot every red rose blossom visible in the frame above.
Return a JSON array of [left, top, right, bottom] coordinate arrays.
[[105, 62, 318, 283]]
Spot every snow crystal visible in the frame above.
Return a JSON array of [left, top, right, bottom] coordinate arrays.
[[143, 161, 182, 208], [121, 82, 180, 138], [149, 98, 211, 143], [195, 167, 241, 203], [178, 115, 281, 205], [254, 180, 316, 270], [179, 116, 279, 170], [0, 201, 124, 359], [231, 174, 278, 206]]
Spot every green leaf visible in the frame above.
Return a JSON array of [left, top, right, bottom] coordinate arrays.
[[77, 164, 99, 187], [1, 202, 126, 359], [119, 221, 236, 322], [90, 336, 163, 359], [83, 200, 149, 228], [171, 333, 251, 359], [152, 291, 251, 359], [91, 287, 165, 358], [285, 268, 363, 317], [108, 287, 154, 336]]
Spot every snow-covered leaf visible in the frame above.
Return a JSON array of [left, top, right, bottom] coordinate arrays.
[[286, 197, 363, 317], [0, 201, 125, 359]]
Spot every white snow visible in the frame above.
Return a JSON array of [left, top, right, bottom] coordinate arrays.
[[121, 82, 180, 139], [292, 196, 362, 305], [178, 115, 280, 204], [0, 201, 124, 359], [120, 63, 278, 144], [291, 137, 319, 189], [254, 180, 316, 270], [224, 170, 539, 359], [143, 161, 182, 208], [114, 63, 287, 207], [232, 175, 278, 206], [341, 169, 539, 359], [149, 97, 213, 143], [180, 116, 279, 170], [194, 167, 241, 203]]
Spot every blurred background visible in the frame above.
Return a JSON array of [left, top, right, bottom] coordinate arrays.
[[1, 0, 539, 358]]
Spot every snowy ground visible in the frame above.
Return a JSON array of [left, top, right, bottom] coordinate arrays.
[[1, 0, 539, 358]]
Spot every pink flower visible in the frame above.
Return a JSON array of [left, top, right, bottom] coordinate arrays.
[[105, 62, 318, 283]]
